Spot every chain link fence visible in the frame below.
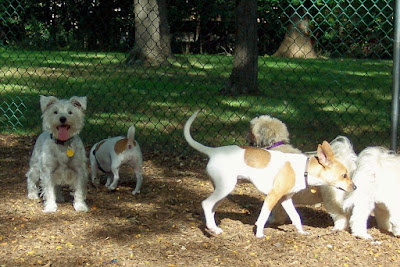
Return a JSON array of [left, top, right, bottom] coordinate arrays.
[[0, 0, 396, 154]]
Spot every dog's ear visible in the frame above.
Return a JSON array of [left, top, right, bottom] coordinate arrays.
[[69, 96, 87, 111], [317, 141, 334, 167], [40, 95, 58, 113]]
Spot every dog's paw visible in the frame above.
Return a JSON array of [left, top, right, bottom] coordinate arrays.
[[107, 183, 117, 191], [132, 189, 140, 195], [298, 230, 309, 235], [73, 202, 89, 212], [353, 232, 372, 239], [208, 226, 223, 235], [255, 232, 266, 238], [27, 192, 39, 200], [43, 203, 58, 213]]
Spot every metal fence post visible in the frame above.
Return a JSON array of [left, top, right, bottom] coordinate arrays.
[[391, 0, 400, 151]]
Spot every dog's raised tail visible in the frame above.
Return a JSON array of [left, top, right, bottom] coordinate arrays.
[[184, 111, 214, 156], [127, 125, 136, 144]]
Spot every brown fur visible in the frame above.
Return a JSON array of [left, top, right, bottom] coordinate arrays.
[[95, 140, 106, 151], [266, 162, 296, 210], [114, 138, 128, 154], [242, 147, 271, 168]]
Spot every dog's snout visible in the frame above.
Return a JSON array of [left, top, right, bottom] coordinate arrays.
[[59, 116, 67, 124]]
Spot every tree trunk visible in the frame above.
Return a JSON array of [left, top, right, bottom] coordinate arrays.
[[223, 0, 258, 95], [126, 0, 172, 66], [273, 7, 317, 58]]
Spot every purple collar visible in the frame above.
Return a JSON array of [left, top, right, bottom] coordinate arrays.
[[265, 141, 285, 150]]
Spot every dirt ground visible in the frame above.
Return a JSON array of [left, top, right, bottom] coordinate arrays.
[[1, 133, 400, 267]]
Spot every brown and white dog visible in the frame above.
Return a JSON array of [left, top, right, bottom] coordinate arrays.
[[89, 125, 143, 195], [184, 111, 356, 237]]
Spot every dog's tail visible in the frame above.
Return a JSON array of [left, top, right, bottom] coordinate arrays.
[[184, 111, 214, 156], [127, 125, 136, 144]]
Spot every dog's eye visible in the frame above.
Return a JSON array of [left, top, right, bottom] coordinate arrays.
[[54, 111, 58, 114], [342, 173, 347, 178], [68, 111, 73, 115]]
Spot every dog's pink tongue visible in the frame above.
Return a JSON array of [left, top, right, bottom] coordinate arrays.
[[58, 126, 69, 141]]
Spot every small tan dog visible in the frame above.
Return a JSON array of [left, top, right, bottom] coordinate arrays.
[[247, 115, 301, 153], [184, 111, 356, 238]]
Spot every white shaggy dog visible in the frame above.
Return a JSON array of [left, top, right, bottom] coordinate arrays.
[[342, 147, 400, 239], [26, 95, 89, 212], [89, 125, 143, 195]]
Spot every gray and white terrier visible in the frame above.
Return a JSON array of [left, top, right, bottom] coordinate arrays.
[[26, 95, 89, 212]]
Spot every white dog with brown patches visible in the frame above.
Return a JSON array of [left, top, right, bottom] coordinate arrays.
[[26, 95, 89, 212], [184, 111, 356, 237], [89, 126, 143, 195]]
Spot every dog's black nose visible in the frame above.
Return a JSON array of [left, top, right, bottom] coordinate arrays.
[[352, 184, 357, 190], [60, 117, 67, 124]]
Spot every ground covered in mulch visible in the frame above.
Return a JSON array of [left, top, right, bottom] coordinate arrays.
[[1, 133, 400, 266]]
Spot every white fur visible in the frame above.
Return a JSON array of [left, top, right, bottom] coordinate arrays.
[[317, 136, 358, 231], [184, 111, 355, 238], [342, 147, 400, 239], [89, 125, 143, 195], [26, 95, 89, 212]]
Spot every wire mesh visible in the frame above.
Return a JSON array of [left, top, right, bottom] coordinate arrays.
[[0, 0, 395, 154]]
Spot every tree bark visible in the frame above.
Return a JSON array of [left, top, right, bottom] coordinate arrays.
[[126, 0, 172, 66], [223, 0, 259, 95], [273, 7, 317, 58]]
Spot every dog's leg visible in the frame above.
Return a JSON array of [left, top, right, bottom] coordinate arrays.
[[72, 171, 88, 212], [201, 175, 237, 235], [90, 157, 100, 187], [331, 213, 350, 231], [131, 167, 143, 195], [26, 166, 40, 199], [41, 172, 58, 212], [381, 203, 400, 237], [389, 211, 400, 237], [255, 162, 296, 238], [105, 174, 113, 187], [281, 198, 307, 234], [107, 164, 120, 190], [255, 192, 281, 238], [349, 200, 374, 239]]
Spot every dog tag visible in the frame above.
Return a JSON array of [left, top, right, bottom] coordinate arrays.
[[310, 187, 317, 194], [67, 147, 75, 157]]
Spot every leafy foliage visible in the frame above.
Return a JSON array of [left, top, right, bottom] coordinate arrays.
[[0, 0, 394, 58]]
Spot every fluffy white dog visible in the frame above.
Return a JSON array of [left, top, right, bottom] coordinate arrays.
[[89, 125, 143, 195], [26, 95, 89, 212], [343, 147, 400, 239], [316, 136, 358, 230]]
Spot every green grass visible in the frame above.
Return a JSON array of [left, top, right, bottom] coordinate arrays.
[[0, 48, 394, 154]]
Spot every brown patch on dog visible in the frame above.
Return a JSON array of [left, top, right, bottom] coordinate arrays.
[[241, 146, 271, 168], [95, 140, 106, 151], [114, 138, 128, 154], [265, 162, 295, 210]]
